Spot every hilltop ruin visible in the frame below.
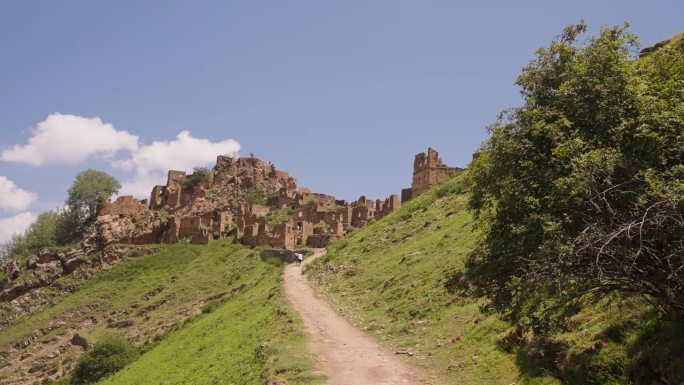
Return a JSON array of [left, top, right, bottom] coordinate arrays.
[[89, 148, 459, 250], [402, 147, 461, 202]]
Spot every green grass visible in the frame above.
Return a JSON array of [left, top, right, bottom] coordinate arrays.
[[100, 248, 322, 385], [0, 240, 322, 385], [306, 174, 525, 385], [306, 173, 683, 385]]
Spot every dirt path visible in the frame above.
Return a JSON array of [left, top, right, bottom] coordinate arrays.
[[283, 249, 426, 385]]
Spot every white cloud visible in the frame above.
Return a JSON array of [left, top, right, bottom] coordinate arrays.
[[118, 131, 240, 197], [1, 113, 139, 166], [2, 113, 241, 200], [0, 176, 37, 213], [0, 212, 35, 243]]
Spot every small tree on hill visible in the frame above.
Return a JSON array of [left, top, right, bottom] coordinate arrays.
[[67, 169, 121, 221]]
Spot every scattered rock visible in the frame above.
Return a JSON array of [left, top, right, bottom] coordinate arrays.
[[62, 257, 85, 273], [107, 319, 134, 328], [395, 349, 415, 356], [70, 334, 89, 350], [1, 281, 36, 302], [6, 259, 21, 280], [36, 248, 54, 263]]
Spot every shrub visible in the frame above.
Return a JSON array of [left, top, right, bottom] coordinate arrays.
[[201, 298, 226, 314], [266, 208, 293, 227], [245, 188, 267, 205], [183, 167, 211, 189], [0, 270, 7, 288], [70, 335, 139, 385]]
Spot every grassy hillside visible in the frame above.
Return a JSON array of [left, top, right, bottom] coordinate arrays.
[[306, 173, 684, 385], [0, 240, 322, 385], [307, 174, 524, 385]]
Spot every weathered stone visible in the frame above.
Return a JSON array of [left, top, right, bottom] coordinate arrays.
[[62, 257, 85, 274], [6, 259, 20, 280], [26, 256, 39, 270], [86, 150, 440, 251], [107, 319, 134, 328], [402, 148, 461, 202], [1, 281, 35, 302], [36, 248, 54, 264], [70, 334, 89, 350]]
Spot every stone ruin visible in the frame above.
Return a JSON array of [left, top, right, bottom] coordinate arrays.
[[89, 148, 458, 251], [401, 147, 461, 202]]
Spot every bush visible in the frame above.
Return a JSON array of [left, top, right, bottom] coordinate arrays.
[[183, 167, 211, 189], [201, 298, 226, 314], [266, 208, 293, 227], [70, 335, 139, 385], [244, 188, 267, 205], [0, 270, 7, 288]]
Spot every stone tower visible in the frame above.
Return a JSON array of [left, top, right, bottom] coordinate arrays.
[[401, 148, 460, 202]]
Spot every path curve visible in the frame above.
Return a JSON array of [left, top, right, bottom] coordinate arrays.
[[283, 249, 426, 385]]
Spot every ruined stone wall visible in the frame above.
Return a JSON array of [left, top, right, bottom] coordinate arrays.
[[92, 148, 452, 252], [401, 188, 413, 203], [98, 196, 149, 218], [376, 194, 401, 220], [149, 185, 166, 210], [405, 148, 461, 200]]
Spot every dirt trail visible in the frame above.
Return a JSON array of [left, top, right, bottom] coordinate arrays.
[[283, 249, 427, 385]]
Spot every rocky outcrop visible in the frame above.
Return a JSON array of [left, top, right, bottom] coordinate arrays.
[[0, 246, 156, 304]]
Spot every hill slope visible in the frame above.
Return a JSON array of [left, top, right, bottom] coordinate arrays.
[[306, 173, 684, 385], [0, 241, 321, 385], [307, 174, 522, 384]]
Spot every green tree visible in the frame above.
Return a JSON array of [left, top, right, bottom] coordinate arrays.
[[0, 233, 26, 261], [67, 169, 121, 222], [24, 211, 60, 251], [0, 211, 60, 259], [54, 207, 87, 245], [467, 23, 684, 329]]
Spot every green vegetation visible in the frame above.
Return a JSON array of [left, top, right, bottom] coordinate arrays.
[[266, 207, 293, 227], [245, 188, 268, 205], [205, 188, 218, 201], [1, 169, 121, 260], [313, 221, 329, 231], [468, 22, 684, 329], [308, 174, 520, 384], [308, 172, 684, 384], [1, 211, 60, 259], [67, 169, 121, 222], [183, 167, 211, 189], [0, 241, 321, 385], [71, 335, 139, 385]]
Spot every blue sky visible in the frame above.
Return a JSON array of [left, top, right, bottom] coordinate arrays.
[[0, 0, 682, 241]]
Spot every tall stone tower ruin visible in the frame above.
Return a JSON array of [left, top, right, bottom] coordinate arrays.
[[401, 148, 460, 202]]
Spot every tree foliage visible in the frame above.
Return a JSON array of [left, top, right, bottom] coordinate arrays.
[[1, 170, 121, 260], [467, 23, 684, 329], [0, 211, 59, 259], [67, 169, 121, 222]]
